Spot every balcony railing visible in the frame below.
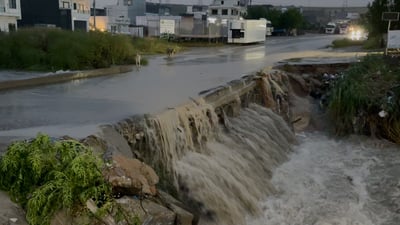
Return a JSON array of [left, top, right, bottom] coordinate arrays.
[[76, 9, 90, 14]]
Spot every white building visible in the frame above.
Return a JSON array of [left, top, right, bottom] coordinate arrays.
[[59, 0, 90, 31], [208, 0, 247, 20], [105, 0, 131, 34], [19, 0, 90, 31], [0, 0, 21, 32]]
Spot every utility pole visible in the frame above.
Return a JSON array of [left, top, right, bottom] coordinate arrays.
[[93, 0, 96, 30]]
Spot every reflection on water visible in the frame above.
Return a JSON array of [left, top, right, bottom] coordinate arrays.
[[244, 51, 265, 61]]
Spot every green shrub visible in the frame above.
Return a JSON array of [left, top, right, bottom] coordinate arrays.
[[0, 134, 112, 225], [363, 35, 382, 50], [0, 28, 138, 71], [328, 55, 400, 142], [331, 38, 365, 48]]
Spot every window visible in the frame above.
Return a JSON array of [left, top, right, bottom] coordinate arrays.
[[111, 25, 117, 33], [62, 1, 70, 9], [222, 9, 228, 15], [73, 3, 77, 10], [232, 9, 237, 15], [8, 0, 16, 9], [211, 9, 218, 15], [221, 1, 224, 5], [124, 0, 131, 6], [231, 29, 244, 38], [8, 23, 16, 32]]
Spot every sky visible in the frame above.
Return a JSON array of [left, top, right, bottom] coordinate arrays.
[[95, 0, 373, 8]]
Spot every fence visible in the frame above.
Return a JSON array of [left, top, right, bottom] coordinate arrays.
[[136, 15, 227, 40]]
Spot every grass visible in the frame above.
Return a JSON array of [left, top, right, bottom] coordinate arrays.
[[331, 38, 365, 48], [131, 37, 183, 55], [331, 35, 384, 50], [363, 35, 383, 50], [328, 54, 400, 143], [0, 29, 183, 72]]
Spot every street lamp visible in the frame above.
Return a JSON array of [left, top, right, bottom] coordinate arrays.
[[93, 0, 96, 30]]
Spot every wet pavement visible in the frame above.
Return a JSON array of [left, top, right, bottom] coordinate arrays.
[[0, 34, 365, 139]]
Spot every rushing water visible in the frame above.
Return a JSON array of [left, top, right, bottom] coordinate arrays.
[[111, 87, 400, 225], [248, 133, 400, 225], [134, 102, 296, 225], [131, 98, 400, 225]]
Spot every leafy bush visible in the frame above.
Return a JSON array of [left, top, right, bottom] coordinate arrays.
[[0, 28, 138, 71], [0, 134, 112, 225], [328, 55, 400, 143], [363, 35, 383, 49]]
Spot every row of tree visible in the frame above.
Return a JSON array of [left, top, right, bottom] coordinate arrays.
[[365, 0, 400, 36], [245, 6, 305, 32]]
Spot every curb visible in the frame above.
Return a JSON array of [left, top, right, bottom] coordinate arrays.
[[0, 65, 133, 92]]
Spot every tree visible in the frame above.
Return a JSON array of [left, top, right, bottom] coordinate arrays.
[[365, 0, 391, 35], [265, 8, 283, 28], [245, 5, 268, 19], [246, 6, 305, 32], [280, 8, 304, 30]]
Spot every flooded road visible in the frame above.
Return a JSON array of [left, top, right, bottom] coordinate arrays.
[[0, 34, 358, 138]]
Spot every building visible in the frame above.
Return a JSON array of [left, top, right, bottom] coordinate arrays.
[[208, 0, 248, 20], [18, 0, 90, 31], [92, 0, 145, 33], [126, 0, 145, 25], [0, 0, 21, 32], [103, 0, 131, 34]]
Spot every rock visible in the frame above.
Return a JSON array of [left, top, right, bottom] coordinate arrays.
[[0, 191, 28, 225], [103, 154, 159, 196], [308, 77, 323, 88], [81, 134, 107, 157], [287, 73, 309, 97], [51, 209, 91, 225], [99, 125, 134, 159], [116, 197, 176, 225], [158, 191, 197, 225]]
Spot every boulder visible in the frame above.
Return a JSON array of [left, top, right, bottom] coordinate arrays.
[[116, 197, 176, 225], [103, 154, 159, 196], [158, 191, 197, 225], [0, 191, 28, 225], [99, 125, 134, 159], [80, 134, 107, 157]]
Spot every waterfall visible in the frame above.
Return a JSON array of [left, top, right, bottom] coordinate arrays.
[[138, 100, 296, 225]]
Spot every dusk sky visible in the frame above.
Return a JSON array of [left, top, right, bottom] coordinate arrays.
[[96, 0, 372, 8]]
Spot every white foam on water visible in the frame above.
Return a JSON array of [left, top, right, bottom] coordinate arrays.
[[248, 133, 399, 225]]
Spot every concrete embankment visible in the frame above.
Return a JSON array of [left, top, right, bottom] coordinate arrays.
[[0, 65, 133, 91]]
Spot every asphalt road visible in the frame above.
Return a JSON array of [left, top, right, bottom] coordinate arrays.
[[0, 34, 362, 138]]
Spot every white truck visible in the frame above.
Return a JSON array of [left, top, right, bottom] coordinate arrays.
[[266, 20, 274, 36], [228, 19, 266, 44], [325, 22, 337, 34]]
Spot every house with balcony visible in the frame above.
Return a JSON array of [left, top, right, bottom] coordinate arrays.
[[90, 0, 145, 34], [208, 0, 248, 20], [0, 0, 21, 32], [18, 0, 90, 31]]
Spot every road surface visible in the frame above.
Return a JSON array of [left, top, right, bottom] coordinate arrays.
[[0, 34, 362, 138]]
